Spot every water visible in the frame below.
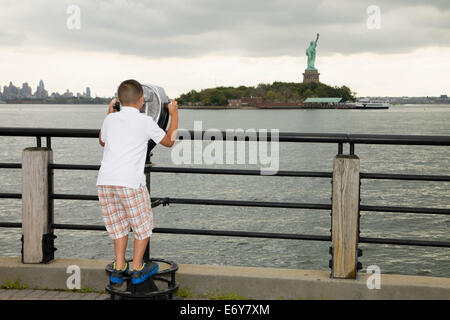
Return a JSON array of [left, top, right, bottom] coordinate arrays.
[[0, 104, 449, 277]]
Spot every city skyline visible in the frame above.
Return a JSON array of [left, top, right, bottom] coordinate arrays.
[[0, 80, 93, 101]]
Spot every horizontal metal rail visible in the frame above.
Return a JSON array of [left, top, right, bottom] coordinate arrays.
[[0, 163, 21, 169], [50, 224, 331, 241], [1, 127, 450, 145], [49, 163, 334, 178], [360, 172, 450, 182], [46, 163, 450, 181], [51, 194, 98, 201], [3, 191, 449, 216], [0, 193, 21, 199], [359, 237, 450, 248], [1, 221, 448, 248], [46, 194, 450, 216], [162, 199, 449, 216], [158, 198, 331, 210], [0, 222, 21, 228], [360, 205, 450, 215], [6, 162, 450, 182], [50, 194, 332, 210], [4, 190, 448, 215], [150, 167, 331, 177]]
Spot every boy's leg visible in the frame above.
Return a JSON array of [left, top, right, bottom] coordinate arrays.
[[98, 185, 131, 269], [132, 237, 149, 270], [120, 186, 154, 270], [114, 235, 128, 270]]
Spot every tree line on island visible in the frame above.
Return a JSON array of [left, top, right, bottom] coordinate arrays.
[[176, 81, 356, 106]]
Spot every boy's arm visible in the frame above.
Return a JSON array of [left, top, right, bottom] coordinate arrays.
[[99, 99, 117, 147], [99, 131, 105, 147], [160, 100, 179, 147]]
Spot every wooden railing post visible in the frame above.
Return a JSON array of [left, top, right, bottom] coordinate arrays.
[[21, 147, 55, 263], [331, 154, 360, 279]]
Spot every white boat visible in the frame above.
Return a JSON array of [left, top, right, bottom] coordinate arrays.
[[353, 99, 390, 109]]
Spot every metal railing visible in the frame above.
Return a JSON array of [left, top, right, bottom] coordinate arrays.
[[0, 127, 449, 267]]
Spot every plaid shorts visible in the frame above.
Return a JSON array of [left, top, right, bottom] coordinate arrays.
[[98, 185, 154, 240]]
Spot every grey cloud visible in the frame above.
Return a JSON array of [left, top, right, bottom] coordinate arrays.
[[0, 0, 449, 58]]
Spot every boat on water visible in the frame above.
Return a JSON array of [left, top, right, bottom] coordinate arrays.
[[352, 99, 390, 109]]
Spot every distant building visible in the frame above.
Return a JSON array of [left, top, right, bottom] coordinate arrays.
[[304, 97, 342, 106], [3, 82, 20, 100], [241, 97, 263, 106], [85, 87, 91, 98], [228, 99, 241, 107], [34, 80, 48, 99], [0, 81, 34, 100], [228, 97, 263, 107], [20, 83, 32, 98], [62, 89, 74, 98]]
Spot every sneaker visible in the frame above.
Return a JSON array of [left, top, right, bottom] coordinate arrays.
[[131, 262, 159, 285], [110, 261, 129, 284]]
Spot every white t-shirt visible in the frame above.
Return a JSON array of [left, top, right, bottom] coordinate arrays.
[[96, 106, 166, 188]]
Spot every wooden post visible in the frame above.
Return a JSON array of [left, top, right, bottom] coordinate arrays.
[[21, 147, 54, 263], [331, 154, 360, 278]]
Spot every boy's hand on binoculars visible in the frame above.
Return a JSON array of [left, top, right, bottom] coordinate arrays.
[[168, 99, 178, 115], [108, 98, 117, 114]]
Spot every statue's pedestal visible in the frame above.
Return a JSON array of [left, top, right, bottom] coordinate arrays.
[[303, 69, 320, 83]]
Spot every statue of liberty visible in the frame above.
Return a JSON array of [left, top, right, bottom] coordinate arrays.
[[306, 33, 319, 70]]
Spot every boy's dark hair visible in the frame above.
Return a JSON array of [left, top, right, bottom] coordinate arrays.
[[118, 79, 143, 105]]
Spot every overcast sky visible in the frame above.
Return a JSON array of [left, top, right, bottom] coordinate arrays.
[[0, 0, 449, 97]]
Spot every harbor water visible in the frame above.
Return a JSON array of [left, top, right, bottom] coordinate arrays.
[[0, 104, 449, 277]]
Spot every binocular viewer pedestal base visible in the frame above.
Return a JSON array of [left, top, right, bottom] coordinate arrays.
[[105, 258, 179, 300]]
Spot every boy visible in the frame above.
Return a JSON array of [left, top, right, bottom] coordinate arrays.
[[97, 79, 178, 285]]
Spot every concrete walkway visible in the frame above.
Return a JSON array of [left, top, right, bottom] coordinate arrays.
[[1, 256, 450, 299], [0, 289, 109, 300]]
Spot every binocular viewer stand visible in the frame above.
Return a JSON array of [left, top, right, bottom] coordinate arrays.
[[105, 258, 179, 300]]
